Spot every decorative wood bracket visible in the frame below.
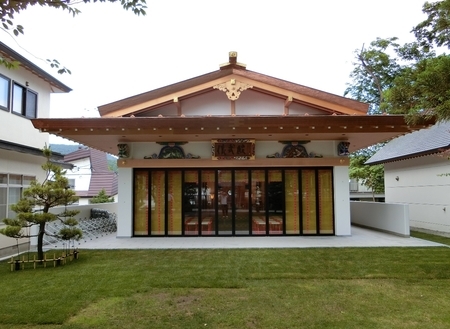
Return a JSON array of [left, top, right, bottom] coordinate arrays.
[[213, 79, 253, 100]]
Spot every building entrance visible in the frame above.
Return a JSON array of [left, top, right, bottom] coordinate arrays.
[[133, 168, 334, 236]]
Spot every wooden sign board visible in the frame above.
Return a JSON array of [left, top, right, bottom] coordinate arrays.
[[212, 139, 255, 160]]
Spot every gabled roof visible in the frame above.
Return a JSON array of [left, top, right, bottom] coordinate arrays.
[[64, 147, 111, 173], [366, 122, 450, 165], [32, 52, 435, 154], [0, 41, 72, 93], [64, 148, 118, 197], [98, 52, 368, 118]]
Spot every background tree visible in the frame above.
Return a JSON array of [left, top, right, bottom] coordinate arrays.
[[344, 37, 403, 114], [0, 147, 82, 260], [90, 189, 115, 204], [413, 0, 450, 49], [349, 147, 385, 201], [345, 0, 450, 194]]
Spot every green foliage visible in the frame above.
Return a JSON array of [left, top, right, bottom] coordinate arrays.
[[385, 54, 450, 123], [349, 145, 385, 200], [108, 158, 118, 172], [413, 0, 450, 49], [0, 57, 19, 70], [0, 146, 82, 260], [344, 38, 402, 114], [90, 189, 115, 204], [344, 38, 435, 115], [346, 1, 450, 188]]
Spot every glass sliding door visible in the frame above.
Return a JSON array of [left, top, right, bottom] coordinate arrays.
[[218, 170, 232, 235], [184, 170, 199, 235], [151, 170, 165, 235], [285, 170, 300, 234], [301, 170, 317, 234], [134, 170, 149, 235], [133, 167, 334, 237], [251, 170, 265, 234], [201, 170, 215, 235], [235, 170, 249, 235], [318, 169, 334, 234], [268, 170, 283, 234], [167, 171, 182, 235]]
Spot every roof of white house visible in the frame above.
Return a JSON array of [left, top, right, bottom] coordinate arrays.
[[0, 41, 72, 93], [64, 147, 118, 197], [366, 121, 450, 165]]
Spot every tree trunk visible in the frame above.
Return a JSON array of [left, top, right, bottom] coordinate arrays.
[[37, 222, 45, 260]]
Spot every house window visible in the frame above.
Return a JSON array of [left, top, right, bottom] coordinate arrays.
[[0, 173, 35, 220], [12, 82, 38, 118], [0, 74, 10, 111], [68, 179, 75, 189]]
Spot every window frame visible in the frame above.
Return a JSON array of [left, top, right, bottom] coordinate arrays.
[[0, 173, 35, 220], [0, 73, 11, 112], [11, 81, 38, 118]]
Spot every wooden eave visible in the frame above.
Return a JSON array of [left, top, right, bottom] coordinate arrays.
[[32, 115, 434, 156], [98, 67, 369, 118]]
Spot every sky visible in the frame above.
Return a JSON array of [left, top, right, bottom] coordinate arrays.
[[1, 0, 428, 125]]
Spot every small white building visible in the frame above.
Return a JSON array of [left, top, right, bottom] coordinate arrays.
[[64, 147, 118, 205], [367, 122, 450, 236]]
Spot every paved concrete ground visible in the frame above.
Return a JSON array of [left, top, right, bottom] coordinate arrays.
[[44, 226, 445, 251]]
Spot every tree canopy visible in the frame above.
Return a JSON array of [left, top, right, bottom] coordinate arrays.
[[346, 0, 450, 123], [413, 0, 450, 49], [345, 0, 450, 193]]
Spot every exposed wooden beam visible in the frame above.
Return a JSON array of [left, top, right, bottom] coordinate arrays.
[[284, 96, 293, 115], [174, 97, 181, 116]]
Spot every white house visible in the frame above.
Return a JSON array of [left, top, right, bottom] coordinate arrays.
[[63, 147, 118, 205], [367, 122, 450, 236], [0, 42, 71, 258], [32, 52, 432, 239]]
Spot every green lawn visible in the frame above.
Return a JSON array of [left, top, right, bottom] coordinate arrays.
[[1, 234, 450, 329]]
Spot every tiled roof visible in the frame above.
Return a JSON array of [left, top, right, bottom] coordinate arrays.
[[366, 122, 450, 165], [64, 148, 118, 197]]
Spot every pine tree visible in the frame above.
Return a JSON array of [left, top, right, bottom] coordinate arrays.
[[0, 146, 82, 260], [90, 189, 115, 204]]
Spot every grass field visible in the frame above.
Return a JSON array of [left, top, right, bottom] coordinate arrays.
[[0, 232, 449, 329]]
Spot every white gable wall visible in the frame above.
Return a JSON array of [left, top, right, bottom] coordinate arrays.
[[136, 89, 331, 117], [385, 156, 450, 234], [65, 157, 92, 192]]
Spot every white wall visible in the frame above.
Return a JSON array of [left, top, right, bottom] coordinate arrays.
[[117, 168, 133, 237], [0, 149, 47, 182], [334, 166, 351, 236], [385, 156, 450, 234], [351, 201, 410, 236], [65, 157, 92, 191], [0, 64, 53, 149]]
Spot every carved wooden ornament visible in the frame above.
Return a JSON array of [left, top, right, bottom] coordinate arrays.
[[213, 79, 253, 100]]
